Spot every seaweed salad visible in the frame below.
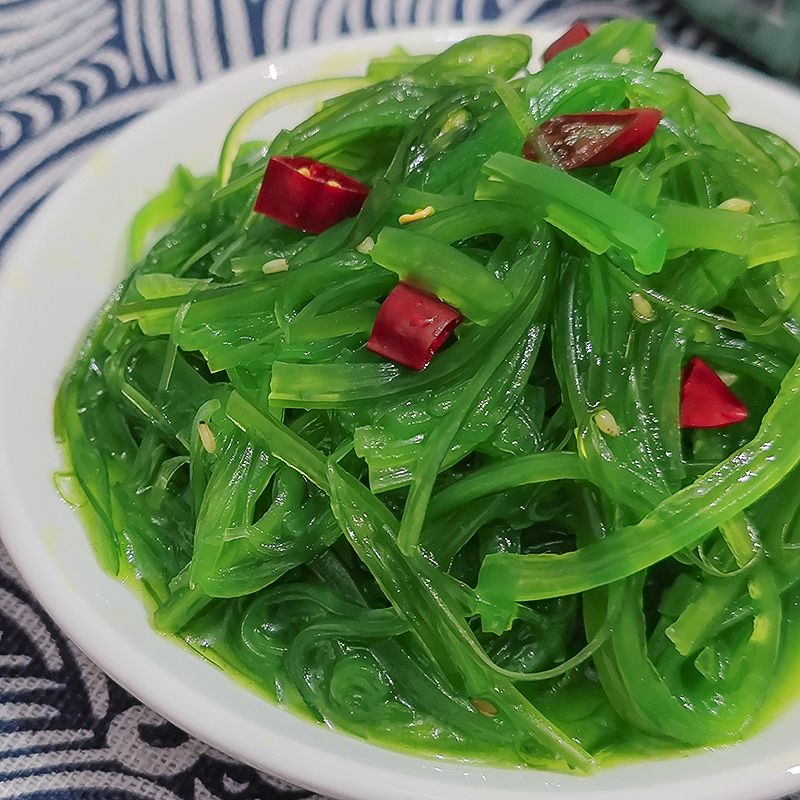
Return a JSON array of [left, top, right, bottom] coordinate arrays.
[[55, 19, 800, 771]]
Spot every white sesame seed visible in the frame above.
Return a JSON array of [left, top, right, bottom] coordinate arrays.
[[612, 47, 631, 65], [440, 109, 469, 135], [262, 258, 289, 274], [593, 408, 621, 437], [357, 236, 375, 254], [198, 421, 217, 453], [630, 291, 654, 323], [717, 197, 753, 213], [470, 697, 498, 717]]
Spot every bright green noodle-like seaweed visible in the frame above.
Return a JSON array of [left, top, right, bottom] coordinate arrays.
[[55, 20, 800, 771]]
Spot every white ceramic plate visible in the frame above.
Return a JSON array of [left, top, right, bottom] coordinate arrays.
[[3, 24, 800, 800]]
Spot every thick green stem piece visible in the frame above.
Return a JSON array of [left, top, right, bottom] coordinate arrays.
[[477, 152, 667, 275]]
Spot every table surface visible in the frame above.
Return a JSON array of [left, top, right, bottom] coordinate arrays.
[[0, 1, 797, 799]]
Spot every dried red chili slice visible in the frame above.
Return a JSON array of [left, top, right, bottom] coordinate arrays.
[[542, 22, 592, 63], [680, 357, 748, 429], [366, 282, 462, 371], [253, 155, 370, 234], [522, 108, 663, 170]]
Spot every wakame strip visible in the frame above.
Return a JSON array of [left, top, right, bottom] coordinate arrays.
[[55, 22, 800, 772], [475, 352, 800, 633]]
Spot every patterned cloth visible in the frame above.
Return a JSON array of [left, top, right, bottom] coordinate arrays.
[[0, 2, 797, 798], [673, 0, 800, 77]]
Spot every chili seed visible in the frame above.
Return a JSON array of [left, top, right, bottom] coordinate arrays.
[[399, 206, 435, 225]]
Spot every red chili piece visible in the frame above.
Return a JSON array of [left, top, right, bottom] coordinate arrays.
[[253, 155, 370, 234], [680, 357, 748, 429], [542, 22, 592, 63], [367, 282, 462, 371], [522, 108, 663, 170]]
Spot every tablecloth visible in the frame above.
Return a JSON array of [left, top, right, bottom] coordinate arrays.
[[0, 2, 796, 799]]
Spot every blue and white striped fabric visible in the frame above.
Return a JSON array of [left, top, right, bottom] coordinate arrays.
[[0, 2, 782, 799], [0, 0, 698, 257]]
